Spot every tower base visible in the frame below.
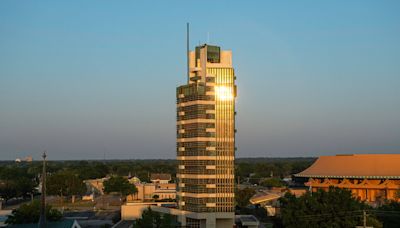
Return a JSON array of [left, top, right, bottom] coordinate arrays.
[[178, 212, 234, 228]]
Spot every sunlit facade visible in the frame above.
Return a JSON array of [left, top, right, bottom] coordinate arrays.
[[176, 44, 237, 227]]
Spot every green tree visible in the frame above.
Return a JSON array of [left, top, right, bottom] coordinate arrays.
[[152, 194, 160, 201], [376, 201, 400, 228], [235, 187, 256, 208], [72, 161, 109, 180], [235, 163, 254, 182], [0, 166, 36, 203], [280, 187, 381, 228], [5, 200, 62, 224], [103, 175, 137, 201], [260, 178, 284, 188], [248, 173, 263, 185], [133, 207, 175, 228], [47, 170, 86, 202], [0, 180, 17, 203]]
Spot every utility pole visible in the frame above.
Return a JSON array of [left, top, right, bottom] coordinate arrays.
[[38, 151, 47, 228], [363, 210, 367, 228]]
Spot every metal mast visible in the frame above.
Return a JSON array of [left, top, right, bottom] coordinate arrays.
[[38, 151, 47, 228], [187, 23, 190, 83]]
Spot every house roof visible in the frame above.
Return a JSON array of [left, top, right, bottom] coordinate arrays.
[[249, 192, 281, 204], [235, 215, 260, 226], [150, 173, 171, 181], [295, 154, 400, 179]]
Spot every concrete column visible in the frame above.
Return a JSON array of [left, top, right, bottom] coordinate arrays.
[[370, 189, 375, 202], [205, 218, 216, 228], [178, 215, 186, 226]]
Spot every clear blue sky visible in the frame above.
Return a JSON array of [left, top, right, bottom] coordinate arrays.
[[1, 1, 399, 160]]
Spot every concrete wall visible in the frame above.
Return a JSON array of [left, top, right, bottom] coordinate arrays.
[[121, 204, 153, 220], [127, 183, 176, 202], [121, 203, 178, 220]]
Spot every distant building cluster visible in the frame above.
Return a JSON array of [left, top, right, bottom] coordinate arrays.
[[15, 155, 33, 163], [84, 173, 176, 202]]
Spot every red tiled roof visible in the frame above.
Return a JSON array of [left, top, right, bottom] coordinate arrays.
[[295, 154, 400, 179]]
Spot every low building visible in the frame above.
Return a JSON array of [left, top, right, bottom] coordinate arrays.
[[121, 202, 178, 220], [23, 156, 33, 162], [81, 194, 94, 201], [295, 154, 400, 204], [0, 210, 12, 227], [14, 156, 32, 163], [128, 176, 141, 185], [150, 173, 171, 184], [127, 174, 176, 202], [152, 183, 176, 200], [84, 177, 108, 195], [235, 215, 260, 228], [84, 174, 176, 202], [249, 188, 306, 216], [127, 182, 176, 202]]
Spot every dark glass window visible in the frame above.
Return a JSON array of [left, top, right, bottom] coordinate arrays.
[[195, 45, 221, 64], [207, 45, 220, 63]]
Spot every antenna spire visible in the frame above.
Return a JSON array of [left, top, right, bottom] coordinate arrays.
[[186, 23, 190, 83]]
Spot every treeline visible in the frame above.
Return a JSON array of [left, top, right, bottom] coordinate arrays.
[[279, 187, 400, 228], [0, 158, 315, 203], [235, 157, 315, 185], [0, 165, 37, 203], [0, 158, 315, 181]]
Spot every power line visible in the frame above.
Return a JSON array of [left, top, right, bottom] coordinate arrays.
[[290, 209, 400, 222]]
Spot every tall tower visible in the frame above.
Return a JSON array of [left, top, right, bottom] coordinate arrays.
[[176, 44, 237, 228]]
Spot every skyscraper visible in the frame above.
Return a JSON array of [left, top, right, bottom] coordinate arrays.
[[176, 44, 237, 227]]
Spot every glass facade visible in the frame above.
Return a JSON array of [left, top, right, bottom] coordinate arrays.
[[211, 67, 236, 212]]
